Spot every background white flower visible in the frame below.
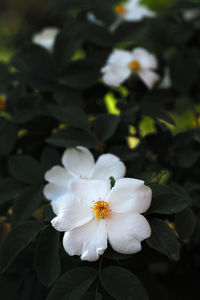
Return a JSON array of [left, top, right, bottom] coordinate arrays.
[[51, 178, 152, 261], [44, 146, 126, 202], [114, 0, 155, 22], [32, 27, 59, 51], [101, 47, 160, 89]]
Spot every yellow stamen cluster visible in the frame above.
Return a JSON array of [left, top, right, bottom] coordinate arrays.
[[114, 4, 126, 15], [129, 60, 141, 72], [91, 199, 111, 220]]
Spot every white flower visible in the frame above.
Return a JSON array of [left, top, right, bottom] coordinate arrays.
[[101, 47, 160, 89], [51, 178, 152, 261], [32, 28, 59, 51], [114, 0, 155, 22], [87, 12, 104, 26], [44, 146, 126, 202]]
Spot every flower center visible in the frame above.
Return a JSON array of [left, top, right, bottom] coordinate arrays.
[[114, 4, 126, 15], [91, 199, 111, 220], [129, 60, 141, 72]]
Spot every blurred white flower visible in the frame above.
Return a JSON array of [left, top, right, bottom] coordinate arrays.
[[101, 47, 160, 89], [114, 0, 155, 22], [51, 178, 152, 261], [44, 146, 126, 202], [87, 12, 104, 26], [32, 28, 59, 51], [183, 9, 200, 21]]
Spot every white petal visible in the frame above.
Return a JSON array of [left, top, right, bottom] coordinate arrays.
[[107, 213, 151, 254], [43, 183, 68, 201], [138, 69, 160, 89], [51, 196, 92, 232], [62, 146, 95, 178], [131, 47, 158, 70], [45, 166, 74, 187], [124, 5, 155, 21], [70, 179, 111, 204], [32, 28, 59, 51], [50, 193, 74, 215], [63, 219, 107, 261], [106, 178, 152, 214], [107, 49, 133, 66], [102, 65, 131, 86], [89, 154, 126, 180]]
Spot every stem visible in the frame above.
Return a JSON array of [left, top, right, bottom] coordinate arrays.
[[96, 256, 103, 295], [109, 17, 123, 33]]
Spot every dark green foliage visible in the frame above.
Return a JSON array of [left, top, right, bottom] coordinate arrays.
[[46, 267, 97, 300], [100, 266, 149, 300], [146, 219, 180, 261], [35, 226, 61, 287], [0, 221, 46, 273]]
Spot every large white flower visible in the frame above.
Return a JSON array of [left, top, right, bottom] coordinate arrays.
[[44, 146, 126, 202], [32, 28, 59, 51], [51, 178, 152, 261], [101, 47, 160, 89], [114, 0, 155, 21]]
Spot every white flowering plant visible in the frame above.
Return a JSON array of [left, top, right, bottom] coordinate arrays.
[[0, 0, 199, 299]]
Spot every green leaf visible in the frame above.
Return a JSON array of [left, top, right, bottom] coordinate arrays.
[[170, 49, 199, 93], [46, 128, 96, 148], [146, 219, 180, 261], [0, 119, 18, 156], [115, 21, 149, 43], [94, 114, 120, 142], [12, 44, 58, 82], [46, 105, 90, 130], [175, 208, 196, 241], [0, 221, 46, 273], [13, 186, 43, 227], [81, 292, 102, 300], [84, 23, 116, 47], [53, 26, 84, 67], [50, 0, 90, 13], [35, 226, 60, 287], [59, 60, 100, 89], [100, 266, 149, 300], [0, 274, 22, 300], [0, 178, 24, 205], [46, 267, 97, 300], [89, 0, 116, 25], [147, 184, 192, 214], [8, 155, 44, 185], [41, 147, 61, 172], [0, 63, 13, 91]]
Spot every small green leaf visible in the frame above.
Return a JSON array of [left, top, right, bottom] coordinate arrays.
[[175, 208, 196, 241], [13, 186, 43, 227], [146, 219, 180, 261], [46, 267, 97, 300], [0, 221, 46, 273], [109, 176, 115, 188], [81, 291, 102, 300], [35, 226, 60, 287], [100, 266, 149, 300], [0, 119, 18, 156], [46, 128, 96, 148], [148, 184, 191, 214], [8, 155, 44, 185], [41, 147, 61, 172], [46, 105, 90, 130], [0, 178, 24, 205], [94, 114, 120, 142]]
